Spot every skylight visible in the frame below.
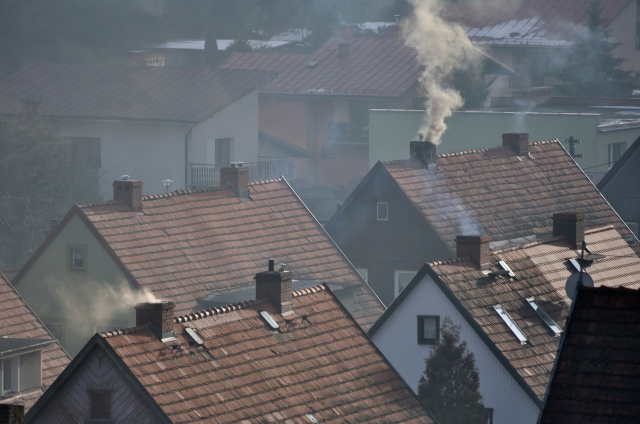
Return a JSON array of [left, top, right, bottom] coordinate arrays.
[[498, 260, 516, 278], [493, 304, 528, 345], [185, 328, 204, 346], [260, 311, 279, 330], [526, 297, 563, 337]]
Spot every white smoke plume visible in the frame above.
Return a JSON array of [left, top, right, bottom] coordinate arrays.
[[403, 0, 482, 144]]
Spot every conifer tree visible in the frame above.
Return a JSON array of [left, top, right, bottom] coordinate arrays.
[[557, 1, 632, 97], [418, 317, 486, 424]]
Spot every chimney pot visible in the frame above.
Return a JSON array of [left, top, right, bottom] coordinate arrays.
[[135, 301, 175, 340], [338, 42, 349, 60], [0, 404, 24, 424], [410, 141, 437, 169], [256, 260, 293, 315], [502, 133, 529, 155], [220, 166, 250, 198], [553, 212, 586, 249], [456, 235, 491, 270], [113, 180, 143, 211]]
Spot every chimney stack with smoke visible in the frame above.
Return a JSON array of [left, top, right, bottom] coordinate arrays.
[[135, 301, 175, 341], [255, 259, 293, 315], [410, 140, 437, 170], [220, 163, 249, 199], [338, 42, 349, 60], [456, 235, 491, 270], [502, 133, 529, 156], [553, 212, 585, 249], [113, 178, 143, 212]]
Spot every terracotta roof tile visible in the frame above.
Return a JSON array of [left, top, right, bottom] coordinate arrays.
[[0, 272, 70, 411], [383, 141, 639, 254], [102, 287, 432, 423], [0, 63, 275, 123], [79, 179, 383, 330], [539, 285, 640, 423], [431, 226, 640, 401]]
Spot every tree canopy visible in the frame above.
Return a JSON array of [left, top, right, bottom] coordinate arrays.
[[418, 317, 486, 424]]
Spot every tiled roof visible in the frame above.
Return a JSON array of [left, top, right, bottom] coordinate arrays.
[[98, 286, 432, 423], [382, 140, 639, 253], [76, 179, 383, 329], [442, 0, 631, 47], [539, 285, 640, 424], [430, 226, 640, 401], [0, 63, 275, 123], [219, 36, 422, 98], [0, 272, 70, 411]]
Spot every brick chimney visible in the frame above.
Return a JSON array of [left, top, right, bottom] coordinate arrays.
[[255, 259, 293, 315], [386, 25, 400, 38], [338, 42, 350, 60], [135, 301, 175, 340], [220, 163, 250, 199], [410, 141, 437, 170], [339, 24, 353, 38], [502, 133, 529, 156], [553, 213, 585, 249], [0, 405, 23, 424], [113, 179, 143, 212], [456, 235, 491, 270]]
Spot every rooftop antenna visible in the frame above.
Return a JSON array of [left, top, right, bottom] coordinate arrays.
[[564, 136, 584, 159]]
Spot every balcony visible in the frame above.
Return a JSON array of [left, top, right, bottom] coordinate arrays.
[[327, 122, 368, 143], [190, 159, 294, 188]]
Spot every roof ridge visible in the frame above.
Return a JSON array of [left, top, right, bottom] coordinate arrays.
[[79, 186, 231, 208], [99, 324, 152, 338], [429, 256, 470, 266], [248, 178, 283, 186], [381, 139, 559, 165], [584, 224, 615, 234]]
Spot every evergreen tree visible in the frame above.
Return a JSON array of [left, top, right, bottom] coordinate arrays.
[[557, 1, 632, 97], [0, 99, 101, 269], [418, 317, 486, 424]]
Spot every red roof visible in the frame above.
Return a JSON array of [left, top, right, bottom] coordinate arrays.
[[540, 285, 640, 423], [219, 36, 422, 98], [0, 272, 70, 411], [0, 63, 275, 123], [442, 0, 632, 47]]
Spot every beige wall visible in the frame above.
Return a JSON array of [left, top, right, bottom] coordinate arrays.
[[14, 214, 136, 357]]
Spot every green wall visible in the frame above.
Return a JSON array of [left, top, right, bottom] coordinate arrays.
[[15, 214, 136, 357]]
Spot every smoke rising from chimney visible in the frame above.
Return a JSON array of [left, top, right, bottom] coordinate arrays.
[[403, 0, 481, 144]]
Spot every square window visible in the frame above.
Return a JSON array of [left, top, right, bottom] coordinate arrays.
[[70, 248, 84, 270], [394, 270, 417, 297], [608, 142, 627, 168], [90, 391, 112, 421], [355, 267, 368, 283], [417, 315, 440, 344], [377, 202, 388, 221]]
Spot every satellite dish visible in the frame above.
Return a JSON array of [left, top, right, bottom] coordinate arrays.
[[565, 271, 594, 299]]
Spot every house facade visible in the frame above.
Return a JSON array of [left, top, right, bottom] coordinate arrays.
[[12, 168, 384, 357], [0, 63, 277, 198], [368, 218, 640, 424], [25, 269, 432, 423], [597, 135, 640, 238], [325, 135, 639, 306]]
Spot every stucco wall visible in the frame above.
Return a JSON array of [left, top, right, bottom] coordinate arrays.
[[14, 214, 135, 357], [369, 109, 640, 177], [371, 274, 541, 424]]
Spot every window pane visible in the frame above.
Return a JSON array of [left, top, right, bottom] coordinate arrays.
[[423, 317, 437, 339], [3, 359, 11, 393], [91, 392, 112, 420], [71, 248, 84, 269], [397, 271, 416, 294], [215, 138, 232, 165]]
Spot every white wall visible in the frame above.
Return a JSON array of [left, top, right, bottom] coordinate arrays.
[[371, 274, 540, 424]]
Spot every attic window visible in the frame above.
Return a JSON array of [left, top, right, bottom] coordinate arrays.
[[71, 248, 84, 270], [526, 297, 562, 337], [377, 202, 388, 221], [493, 304, 527, 345]]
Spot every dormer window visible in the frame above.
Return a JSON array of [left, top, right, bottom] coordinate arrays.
[[0, 338, 53, 395]]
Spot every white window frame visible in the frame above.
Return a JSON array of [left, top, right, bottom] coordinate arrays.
[[70, 248, 84, 271], [608, 141, 627, 169], [354, 267, 368, 283], [376, 202, 388, 221], [2, 356, 19, 394], [394, 270, 417, 297]]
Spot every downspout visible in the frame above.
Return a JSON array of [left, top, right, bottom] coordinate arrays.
[[184, 127, 193, 190]]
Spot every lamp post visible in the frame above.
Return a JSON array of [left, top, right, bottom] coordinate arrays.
[[162, 179, 174, 194]]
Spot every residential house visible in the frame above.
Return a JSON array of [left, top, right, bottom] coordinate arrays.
[[597, 135, 640, 237], [368, 215, 640, 424], [11, 167, 384, 357], [325, 134, 639, 305], [25, 266, 433, 423], [369, 109, 640, 179], [0, 62, 277, 198], [0, 271, 70, 412], [539, 285, 640, 424], [442, 0, 639, 105]]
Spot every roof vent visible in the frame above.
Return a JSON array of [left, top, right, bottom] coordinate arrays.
[[526, 297, 562, 337], [493, 304, 528, 345], [185, 328, 204, 346], [260, 310, 279, 330]]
